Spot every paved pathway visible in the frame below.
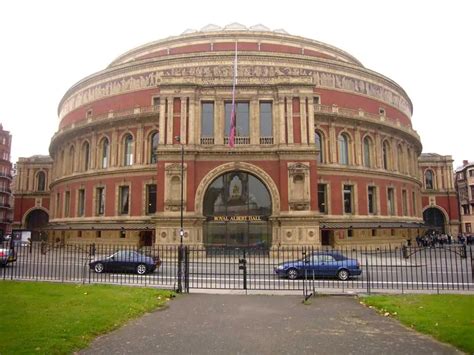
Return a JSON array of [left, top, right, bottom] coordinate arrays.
[[80, 294, 461, 355]]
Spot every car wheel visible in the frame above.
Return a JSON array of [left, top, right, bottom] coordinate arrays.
[[337, 269, 349, 281], [287, 268, 299, 280], [136, 264, 147, 275], [94, 263, 104, 273]]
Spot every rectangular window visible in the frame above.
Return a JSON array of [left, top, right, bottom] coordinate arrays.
[[372, 229, 377, 237], [317, 184, 327, 214], [78, 189, 85, 217], [313, 96, 320, 105], [402, 190, 408, 216], [463, 204, 469, 215], [64, 191, 70, 218], [146, 184, 157, 214], [96, 231, 101, 238], [387, 188, 395, 215], [120, 230, 126, 238], [259, 102, 273, 143], [466, 223, 472, 233], [153, 97, 160, 109], [225, 102, 249, 143], [201, 102, 214, 141], [470, 186, 474, 199], [96, 187, 105, 216], [348, 229, 353, 238], [470, 170, 474, 177], [343, 185, 353, 214], [119, 186, 130, 215], [368, 186, 376, 214]]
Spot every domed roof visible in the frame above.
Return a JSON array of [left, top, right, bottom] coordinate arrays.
[[108, 23, 363, 68]]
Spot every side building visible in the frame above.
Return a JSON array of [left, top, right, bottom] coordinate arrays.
[[12, 155, 52, 241], [455, 160, 474, 235], [418, 153, 459, 235], [0, 124, 13, 238]]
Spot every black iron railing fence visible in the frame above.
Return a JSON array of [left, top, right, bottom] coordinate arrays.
[[1, 242, 473, 294]]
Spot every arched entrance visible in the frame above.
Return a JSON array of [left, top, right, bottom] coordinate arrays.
[[25, 209, 49, 241], [203, 171, 272, 248], [423, 207, 445, 233]]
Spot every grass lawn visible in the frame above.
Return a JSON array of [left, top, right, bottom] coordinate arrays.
[[0, 281, 174, 355], [361, 294, 474, 353]]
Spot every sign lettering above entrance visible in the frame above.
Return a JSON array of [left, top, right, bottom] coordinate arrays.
[[212, 216, 263, 222]]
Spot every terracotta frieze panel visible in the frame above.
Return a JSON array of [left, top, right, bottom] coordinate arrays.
[[60, 63, 411, 119]]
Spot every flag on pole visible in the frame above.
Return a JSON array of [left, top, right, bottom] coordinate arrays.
[[229, 42, 238, 147]]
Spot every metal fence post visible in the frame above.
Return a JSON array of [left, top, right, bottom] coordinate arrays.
[[177, 245, 183, 293], [184, 246, 190, 293], [365, 250, 370, 295]]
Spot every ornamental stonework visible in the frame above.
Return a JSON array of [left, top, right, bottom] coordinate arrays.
[[59, 63, 411, 119]]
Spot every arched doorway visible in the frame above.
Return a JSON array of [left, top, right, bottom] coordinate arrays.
[[423, 207, 445, 233], [203, 171, 272, 248], [25, 209, 49, 241]]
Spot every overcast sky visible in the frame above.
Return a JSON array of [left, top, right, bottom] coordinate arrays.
[[0, 0, 472, 168]]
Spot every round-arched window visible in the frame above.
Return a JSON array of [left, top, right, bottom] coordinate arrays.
[[203, 171, 272, 248]]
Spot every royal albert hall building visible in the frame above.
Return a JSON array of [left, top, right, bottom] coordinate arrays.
[[46, 24, 429, 248]]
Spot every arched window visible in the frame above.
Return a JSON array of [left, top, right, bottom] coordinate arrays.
[[149, 131, 159, 164], [425, 170, 434, 189], [363, 136, 372, 168], [397, 145, 404, 173], [100, 138, 109, 169], [82, 141, 90, 171], [36, 171, 46, 191], [123, 134, 133, 166], [69, 146, 75, 174], [338, 133, 349, 165], [315, 131, 324, 164], [382, 140, 391, 170]]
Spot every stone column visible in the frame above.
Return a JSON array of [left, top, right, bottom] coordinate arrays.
[[300, 98, 308, 144], [159, 98, 166, 146], [329, 121, 337, 163], [136, 124, 144, 164], [250, 99, 259, 145], [307, 97, 315, 144], [166, 97, 174, 145], [90, 132, 97, 169], [180, 97, 186, 144], [188, 97, 196, 145], [28, 168, 34, 191], [354, 126, 361, 166], [278, 98, 286, 144], [111, 129, 118, 167], [215, 99, 224, 145], [286, 97, 294, 144]]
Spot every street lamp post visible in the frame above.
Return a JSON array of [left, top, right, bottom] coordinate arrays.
[[175, 136, 184, 245], [175, 136, 184, 293]]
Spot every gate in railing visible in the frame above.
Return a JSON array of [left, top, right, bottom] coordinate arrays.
[[1, 242, 473, 294]]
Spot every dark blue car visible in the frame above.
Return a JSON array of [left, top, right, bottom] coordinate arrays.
[[89, 250, 160, 275], [274, 251, 362, 280]]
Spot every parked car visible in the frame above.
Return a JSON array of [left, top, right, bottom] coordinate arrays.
[[274, 251, 362, 281], [89, 250, 160, 275], [0, 247, 17, 267]]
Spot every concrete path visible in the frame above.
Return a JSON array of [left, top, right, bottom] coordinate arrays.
[[80, 294, 462, 355]]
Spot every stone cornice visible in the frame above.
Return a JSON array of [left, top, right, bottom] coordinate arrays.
[[317, 165, 422, 186], [49, 166, 157, 189]]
